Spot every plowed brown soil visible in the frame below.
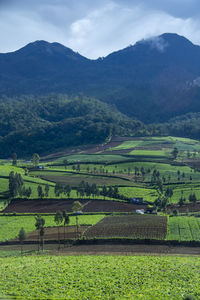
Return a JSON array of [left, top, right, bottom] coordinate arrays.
[[3, 199, 147, 213]]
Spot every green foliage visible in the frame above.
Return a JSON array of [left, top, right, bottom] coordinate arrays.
[[18, 227, 27, 243], [0, 95, 145, 157], [54, 211, 63, 226], [32, 153, 40, 167], [72, 201, 83, 213], [167, 216, 200, 241], [0, 256, 199, 299]]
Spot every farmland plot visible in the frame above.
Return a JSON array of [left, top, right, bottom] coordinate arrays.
[[167, 216, 200, 241], [85, 215, 167, 240], [0, 256, 199, 299]]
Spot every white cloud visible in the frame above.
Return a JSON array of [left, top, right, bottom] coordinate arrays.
[[0, 0, 200, 58]]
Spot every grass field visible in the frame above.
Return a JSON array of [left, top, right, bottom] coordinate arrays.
[[0, 164, 24, 176], [0, 256, 199, 299], [168, 184, 200, 204], [118, 186, 157, 203], [54, 154, 128, 164], [167, 216, 200, 241], [108, 140, 143, 150], [0, 215, 105, 241], [129, 149, 169, 157]]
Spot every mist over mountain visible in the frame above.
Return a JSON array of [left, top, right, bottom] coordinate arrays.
[[1, 33, 200, 123]]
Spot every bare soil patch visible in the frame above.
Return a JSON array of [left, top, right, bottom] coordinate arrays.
[[2, 199, 146, 213], [41, 137, 131, 160], [167, 201, 200, 213], [83, 200, 147, 213], [12, 226, 89, 241], [51, 244, 200, 256], [2, 199, 88, 213], [38, 173, 130, 186], [1, 243, 199, 256]]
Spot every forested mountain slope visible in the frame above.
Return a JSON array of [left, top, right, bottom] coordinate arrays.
[[0, 95, 145, 157], [1, 33, 200, 122]]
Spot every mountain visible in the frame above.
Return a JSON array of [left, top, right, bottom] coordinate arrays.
[[1, 33, 200, 123]]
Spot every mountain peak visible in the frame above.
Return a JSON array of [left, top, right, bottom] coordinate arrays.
[[15, 40, 86, 60], [133, 33, 195, 54]]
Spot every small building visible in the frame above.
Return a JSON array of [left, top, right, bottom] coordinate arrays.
[[136, 209, 144, 214]]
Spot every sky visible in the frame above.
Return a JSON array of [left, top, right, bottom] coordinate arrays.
[[1, 0, 200, 58]]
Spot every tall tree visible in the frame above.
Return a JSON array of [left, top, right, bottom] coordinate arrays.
[[72, 201, 83, 238], [102, 185, 107, 200], [35, 215, 45, 252], [12, 153, 17, 166], [63, 159, 68, 169], [9, 172, 24, 198], [62, 211, 70, 247], [18, 227, 27, 255], [32, 153, 40, 167], [54, 211, 64, 250], [171, 147, 179, 159], [37, 185, 43, 199], [44, 184, 49, 197]]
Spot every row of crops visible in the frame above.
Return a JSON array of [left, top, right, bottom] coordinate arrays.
[[0, 256, 199, 299], [0, 214, 199, 242], [167, 216, 200, 241], [85, 215, 168, 240], [84, 215, 200, 241]]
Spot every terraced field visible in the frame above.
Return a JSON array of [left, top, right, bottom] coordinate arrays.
[[85, 215, 167, 240], [1, 135, 200, 213]]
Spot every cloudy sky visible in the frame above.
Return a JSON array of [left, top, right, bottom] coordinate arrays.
[[1, 0, 200, 58]]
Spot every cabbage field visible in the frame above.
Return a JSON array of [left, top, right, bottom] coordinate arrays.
[[0, 256, 199, 299]]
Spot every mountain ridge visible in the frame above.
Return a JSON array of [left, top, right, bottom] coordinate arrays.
[[1, 33, 200, 123]]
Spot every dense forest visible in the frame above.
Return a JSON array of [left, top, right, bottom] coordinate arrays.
[[0, 95, 145, 157]]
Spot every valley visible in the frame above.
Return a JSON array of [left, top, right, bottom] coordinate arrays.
[[0, 136, 199, 250]]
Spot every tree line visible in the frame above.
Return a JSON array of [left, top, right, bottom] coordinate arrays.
[[18, 201, 83, 254]]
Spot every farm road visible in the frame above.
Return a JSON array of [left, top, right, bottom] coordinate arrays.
[[52, 244, 200, 256]]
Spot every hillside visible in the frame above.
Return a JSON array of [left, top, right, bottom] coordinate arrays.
[[1, 34, 200, 122], [0, 95, 145, 157]]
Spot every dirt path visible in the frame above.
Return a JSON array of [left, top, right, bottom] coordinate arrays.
[[0, 243, 199, 256]]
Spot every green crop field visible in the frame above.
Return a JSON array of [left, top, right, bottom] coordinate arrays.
[[108, 140, 143, 150], [167, 216, 200, 241], [118, 186, 157, 202], [168, 184, 200, 204], [54, 154, 128, 164], [129, 149, 169, 157], [0, 256, 199, 299], [0, 164, 25, 176], [1, 136, 200, 210], [0, 214, 105, 241]]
